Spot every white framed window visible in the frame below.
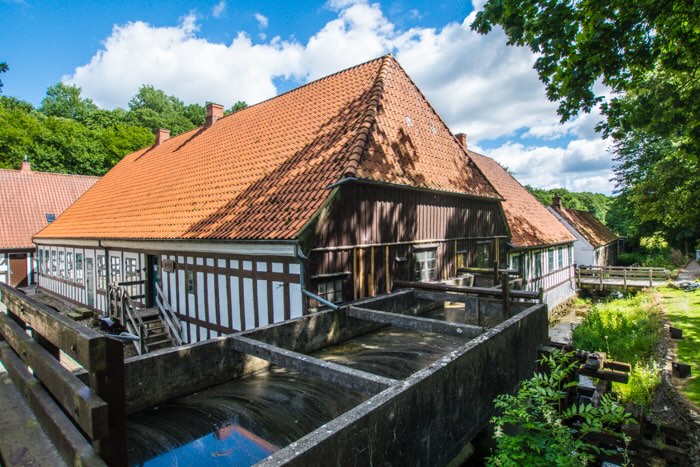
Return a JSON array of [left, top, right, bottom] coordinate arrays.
[[110, 256, 121, 285], [66, 252, 73, 281], [75, 253, 84, 284], [534, 251, 542, 278], [414, 249, 437, 282], [97, 255, 106, 289], [476, 242, 491, 268], [548, 249, 555, 272], [318, 279, 343, 304], [186, 270, 195, 294], [557, 246, 563, 268], [509, 254, 519, 272], [58, 251, 65, 278]]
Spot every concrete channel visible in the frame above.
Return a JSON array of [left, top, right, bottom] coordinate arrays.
[[1, 285, 548, 466]]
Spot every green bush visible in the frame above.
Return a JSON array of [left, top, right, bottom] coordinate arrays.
[[487, 351, 633, 466], [572, 294, 663, 364], [615, 361, 661, 408], [572, 294, 664, 409]]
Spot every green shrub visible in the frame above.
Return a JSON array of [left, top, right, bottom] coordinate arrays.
[[572, 294, 663, 364], [487, 351, 633, 466], [615, 361, 661, 408]]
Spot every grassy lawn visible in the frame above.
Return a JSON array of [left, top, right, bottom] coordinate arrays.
[[657, 286, 700, 407]]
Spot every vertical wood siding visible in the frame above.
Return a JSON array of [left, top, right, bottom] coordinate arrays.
[[306, 183, 509, 302]]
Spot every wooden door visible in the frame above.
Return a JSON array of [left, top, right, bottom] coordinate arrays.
[[9, 253, 28, 287]]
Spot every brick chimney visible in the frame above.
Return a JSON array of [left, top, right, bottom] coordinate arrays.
[[155, 128, 170, 145], [205, 103, 224, 127], [455, 133, 467, 150], [552, 195, 562, 209], [21, 154, 31, 172]]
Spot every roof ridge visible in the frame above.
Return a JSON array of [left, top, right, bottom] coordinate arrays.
[[342, 55, 393, 178], [0, 168, 100, 179]]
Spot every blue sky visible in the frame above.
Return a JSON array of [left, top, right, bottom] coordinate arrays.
[[0, 0, 615, 193]]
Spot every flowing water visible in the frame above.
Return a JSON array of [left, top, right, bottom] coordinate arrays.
[[127, 366, 367, 466], [127, 323, 470, 466]]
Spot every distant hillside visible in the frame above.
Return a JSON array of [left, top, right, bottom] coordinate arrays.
[[525, 186, 612, 224]]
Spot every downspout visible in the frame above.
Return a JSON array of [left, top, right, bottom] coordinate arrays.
[[294, 242, 339, 311]]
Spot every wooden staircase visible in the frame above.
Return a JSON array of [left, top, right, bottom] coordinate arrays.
[[135, 307, 177, 351], [107, 282, 183, 355]]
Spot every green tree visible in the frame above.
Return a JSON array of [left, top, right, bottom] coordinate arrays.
[[40, 83, 98, 122], [127, 85, 204, 135], [226, 101, 248, 115], [0, 62, 8, 93]]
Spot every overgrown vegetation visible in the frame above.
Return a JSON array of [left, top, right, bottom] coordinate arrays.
[[488, 350, 633, 466], [572, 293, 664, 408], [617, 234, 687, 269], [657, 287, 700, 407]]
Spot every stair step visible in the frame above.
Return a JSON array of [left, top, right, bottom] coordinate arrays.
[[146, 331, 170, 340], [147, 338, 173, 348], [135, 308, 160, 319]]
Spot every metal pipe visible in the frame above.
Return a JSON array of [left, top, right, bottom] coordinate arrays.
[[302, 289, 340, 311]]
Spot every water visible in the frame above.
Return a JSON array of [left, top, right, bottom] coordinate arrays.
[[127, 366, 367, 466], [422, 303, 479, 326], [313, 325, 469, 379], [127, 323, 470, 465]]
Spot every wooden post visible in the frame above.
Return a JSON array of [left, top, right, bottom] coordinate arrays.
[[493, 239, 499, 285], [649, 268, 652, 287], [370, 246, 375, 297], [358, 247, 364, 298], [501, 272, 510, 318], [624, 269, 627, 289], [89, 336, 126, 467], [385, 245, 390, 293], [577, 267, 581, 288], [599, 267, 603, 291], [353, 248, 357, 300], [453, 240, 457, 276]]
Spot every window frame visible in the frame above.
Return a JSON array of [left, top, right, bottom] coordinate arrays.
[[75, 253, 84, 284], [414, 248, 437, 282], [317, 278, 344, 304], [476, 242, 491, 269]]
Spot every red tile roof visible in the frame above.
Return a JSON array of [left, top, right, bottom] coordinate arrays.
[[36, 55, 499, 241], [0, 166, 98, 249], [468, 152, 576, 248], [550, 205, 618, 248]]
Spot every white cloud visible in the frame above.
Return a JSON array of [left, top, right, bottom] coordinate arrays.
[[212, 1, 226, 18], [254, 13, 269, 29], [65, 0, 615, 193]]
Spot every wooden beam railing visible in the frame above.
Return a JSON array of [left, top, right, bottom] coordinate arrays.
[[392, 280, 540, 301], [577, 266, 670, 289], [0, 283, 125, 466]]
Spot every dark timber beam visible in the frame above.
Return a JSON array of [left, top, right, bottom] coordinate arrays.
[[0, 314, 109, 440], [0, 342, 106, 467], [348, 306, 484, 338], [0, 283, 105, 371], [393, 280, 540, 300], [231, 335, 397, 395]]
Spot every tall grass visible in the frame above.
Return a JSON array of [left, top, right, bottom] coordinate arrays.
[[572, 293, 664, 407]]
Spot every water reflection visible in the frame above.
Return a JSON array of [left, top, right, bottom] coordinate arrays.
[[127, 367, 367, 466]]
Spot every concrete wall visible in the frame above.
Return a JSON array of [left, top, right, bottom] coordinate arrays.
[[260, 302, 548, 467]]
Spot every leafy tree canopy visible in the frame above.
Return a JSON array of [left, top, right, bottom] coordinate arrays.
[[0, 62, 8, 93], [226, 101, 248, 115], [472, 0, 700, 160], [525, 186, 613, 225]]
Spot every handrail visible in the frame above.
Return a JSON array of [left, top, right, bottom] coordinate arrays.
[[107, 284, 147, 354], [154, 282, 183, 346], [302, 289, 340, 310]]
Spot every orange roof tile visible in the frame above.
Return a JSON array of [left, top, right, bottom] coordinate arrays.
[[36, 55, 499, 241], [0, 166, 98, 249], [551, 205, 618, 248], [468, 152, 576, 248]]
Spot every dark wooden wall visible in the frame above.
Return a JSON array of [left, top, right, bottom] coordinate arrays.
[[303, 182, 509, 303]]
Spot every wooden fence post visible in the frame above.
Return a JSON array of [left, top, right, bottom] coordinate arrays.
[[89, 336, 126, 467], [599, 268, 603, 291], [624, 269, 627, 289], [649, 269, 652, 287], [501, 272, 510, 318]]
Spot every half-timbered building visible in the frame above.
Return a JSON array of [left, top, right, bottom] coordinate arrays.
[[34, 55, 511, 343], [468, 151, 577, 308], [548, 197, 619, 266], [0, 159, 98, 287]]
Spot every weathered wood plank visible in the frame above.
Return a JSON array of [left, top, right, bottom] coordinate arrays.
[[0, 341, 106, 467], [0, 314, 109, 440], [0, 283, 106, 371], [231, 335, 396, 395], [393, 280, 540, 300], [348, 306, 484, 338]]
